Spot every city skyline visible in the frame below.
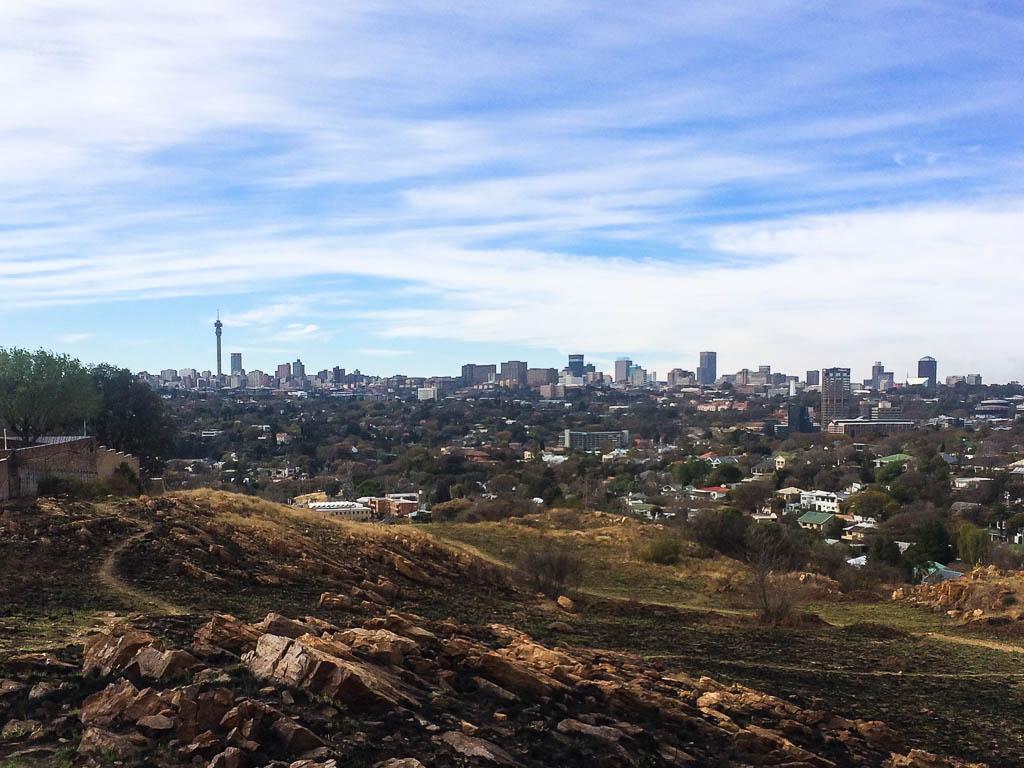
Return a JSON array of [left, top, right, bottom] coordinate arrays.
[[122, 317, 997, 387], [2, 4, 1023, 379]]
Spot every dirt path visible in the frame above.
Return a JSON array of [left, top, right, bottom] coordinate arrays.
[[919, 631, 1024, 654], [97, 525, 186, 615]]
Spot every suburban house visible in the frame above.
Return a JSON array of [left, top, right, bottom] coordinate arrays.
[[797, 510, 836, 531], [799, 490, 849, 514], [688, 486, 730, 501]]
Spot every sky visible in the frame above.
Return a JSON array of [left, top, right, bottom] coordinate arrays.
[[2, 1, 1023, 383]]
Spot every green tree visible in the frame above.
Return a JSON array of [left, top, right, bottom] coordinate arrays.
[[90, 364, 175, 474], [843, 489, 898, 521], [914, 518, 952, 563], [0, 348, 97, 444], [957, 523, 989, 566]]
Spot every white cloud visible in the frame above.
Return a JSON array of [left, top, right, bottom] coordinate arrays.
[[58, 332, 92, 343]]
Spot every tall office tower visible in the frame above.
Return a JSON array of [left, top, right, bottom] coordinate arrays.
[[871, 361, 885, 389], [614, 358, 632, 383], [820, 367, 851, 426], [806, 370, 820, 386], [292, 358, 305, 379], [567, 354, 585, 378], [214, 313, 223, 377], [276, 363, 291, 381], [332, 366, 344, 384], [697, 351, 717, 386], [787, 402, 812, 434], [230, 352, 243, 376], [461, 363, 477, 386], [918, 356, 937, 387], [758, 365, 771, 375], [500, 360, 528, 385]]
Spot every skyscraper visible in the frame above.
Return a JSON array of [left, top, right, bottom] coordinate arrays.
[[214, 312, 223, 377], [614, 358, 632, 383], [820, 367, 851, 426], [918, 356, 937, 387], [293, 359, 306, 379], [500, 361, 527, 386], [697, 351, 717, 386], [871, 361, 885, 389], [567, 354, 585, 378], [806, 370, 820, 386], [787, 402, 813, 434], [230, 352, 243, 376]]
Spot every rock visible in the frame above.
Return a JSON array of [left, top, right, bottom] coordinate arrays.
[[243, 633, 418, 708], [373, 760, 425, 768], [0, 679, 27, 698], [80, 679, 140, 726], [886, 749, 987, 767], [332, 628, 418, 664], [271, 717, 324, 752], [124, 646, 202, 681], [195, 614, 264, 654], [1, 719, 37, 741], [440, 730, 521, 765], [137, 713, 177, 736], [27, 680, 62, 701], [387, 551, 439, 585], [318, 592, 353, 610], [474, 651, 566, 698], [179, 730, 223, 761], [557, 595, 576, 611], [4, 652, 76, 673], [472, 676, 517, 702], [556, 718, 623, 743], [857, 719, 905, 752], [78, 726, 148, 759], [209, 746, 247, 768], [254, 612, 320, 639], [82, 627, 161, 676], [547, 621, 574, 633]]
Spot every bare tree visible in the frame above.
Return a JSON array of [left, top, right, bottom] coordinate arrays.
[[746, 526, 799, 626]]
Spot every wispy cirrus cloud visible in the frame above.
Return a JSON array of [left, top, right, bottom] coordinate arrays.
[[2, 1, 1024, 378]]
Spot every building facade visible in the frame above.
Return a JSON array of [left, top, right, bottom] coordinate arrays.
[[562, 429, 630, 451], [820, 367, 851, 426], [697, 351, 717, 386], [918, 356, 938, 387]]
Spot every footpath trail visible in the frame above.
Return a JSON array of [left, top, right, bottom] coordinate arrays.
[[97, 524, 186, 616]]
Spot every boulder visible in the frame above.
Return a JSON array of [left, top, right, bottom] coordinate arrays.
[[556, 718, 623, 743], [318, 592, 353, 610], [243, 633, 418, 708], [857, 719, 905, 753], [254, 612, 320, 639], [441, 731, 521, 765], [332, 628, 418, 664], [373, 760, 426, 768], [556, 595, 576, 612], [209, 746, 247, 768], [82, 627, 161, 676], [474, 652, 566, 698], [124, 646, 202, 682], [194, 614, 263, 655], [271, 717, 324, 752], [77, 726, 148, 760], [80, 679, 140, 726], [136, 713, 177, 736]]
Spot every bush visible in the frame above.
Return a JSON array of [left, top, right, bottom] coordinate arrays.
[[516, 540, 584, 598], [689, 509, 750, 557], [635, 536, 684, 565]]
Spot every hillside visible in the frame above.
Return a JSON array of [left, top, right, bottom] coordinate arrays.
[[0, 491, 1011, 767]]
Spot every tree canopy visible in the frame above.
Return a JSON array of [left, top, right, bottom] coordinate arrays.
[[90, 364, 175, 473], [0, 348, 97, 445]]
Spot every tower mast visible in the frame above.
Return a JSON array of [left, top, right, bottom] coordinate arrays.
[[214, 310, 223, 378]]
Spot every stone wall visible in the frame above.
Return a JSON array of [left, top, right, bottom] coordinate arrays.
[[0, 438, 140, 501]]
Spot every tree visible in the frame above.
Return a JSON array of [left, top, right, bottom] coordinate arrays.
[[729, 481, 773, 514], [914, 518, 952, 563], [957, 523, 989, 566], [0, 348, 97, 445], [90, 365, 175, 474], [843, 489, 898, 522]]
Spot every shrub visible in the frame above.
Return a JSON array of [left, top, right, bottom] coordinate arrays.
[[635, 536, 684, 565], [516, 540, 584, 598], [689, 509, 750, 557]]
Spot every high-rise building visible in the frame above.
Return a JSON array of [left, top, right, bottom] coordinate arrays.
[[567, 354, 585, 378], [918, 356, 937, 388], [214, 313, 223, 377], [461, 363, 496, 385], [614, 358, 632, 383], [787, 402, 813, 434], [230, 352, 242, 375], [870, 361, 885, 389], [526, 368, 558, 387], [806, 370, 820, 386], [332, 366, 344, 384], [276, 363, 291, 381], [820, 368, 851, 426], [500, 361, 528, 386], [292, 359, 306, 379], [697, 351, 717, 386]]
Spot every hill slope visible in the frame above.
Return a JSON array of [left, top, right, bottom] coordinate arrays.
[[0, 492, 998, 767]]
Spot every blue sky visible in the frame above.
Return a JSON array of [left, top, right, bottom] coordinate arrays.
[[2, 1, 1023, 382]]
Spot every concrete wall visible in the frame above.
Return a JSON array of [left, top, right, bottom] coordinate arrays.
[[0, 457, 13, 502]]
